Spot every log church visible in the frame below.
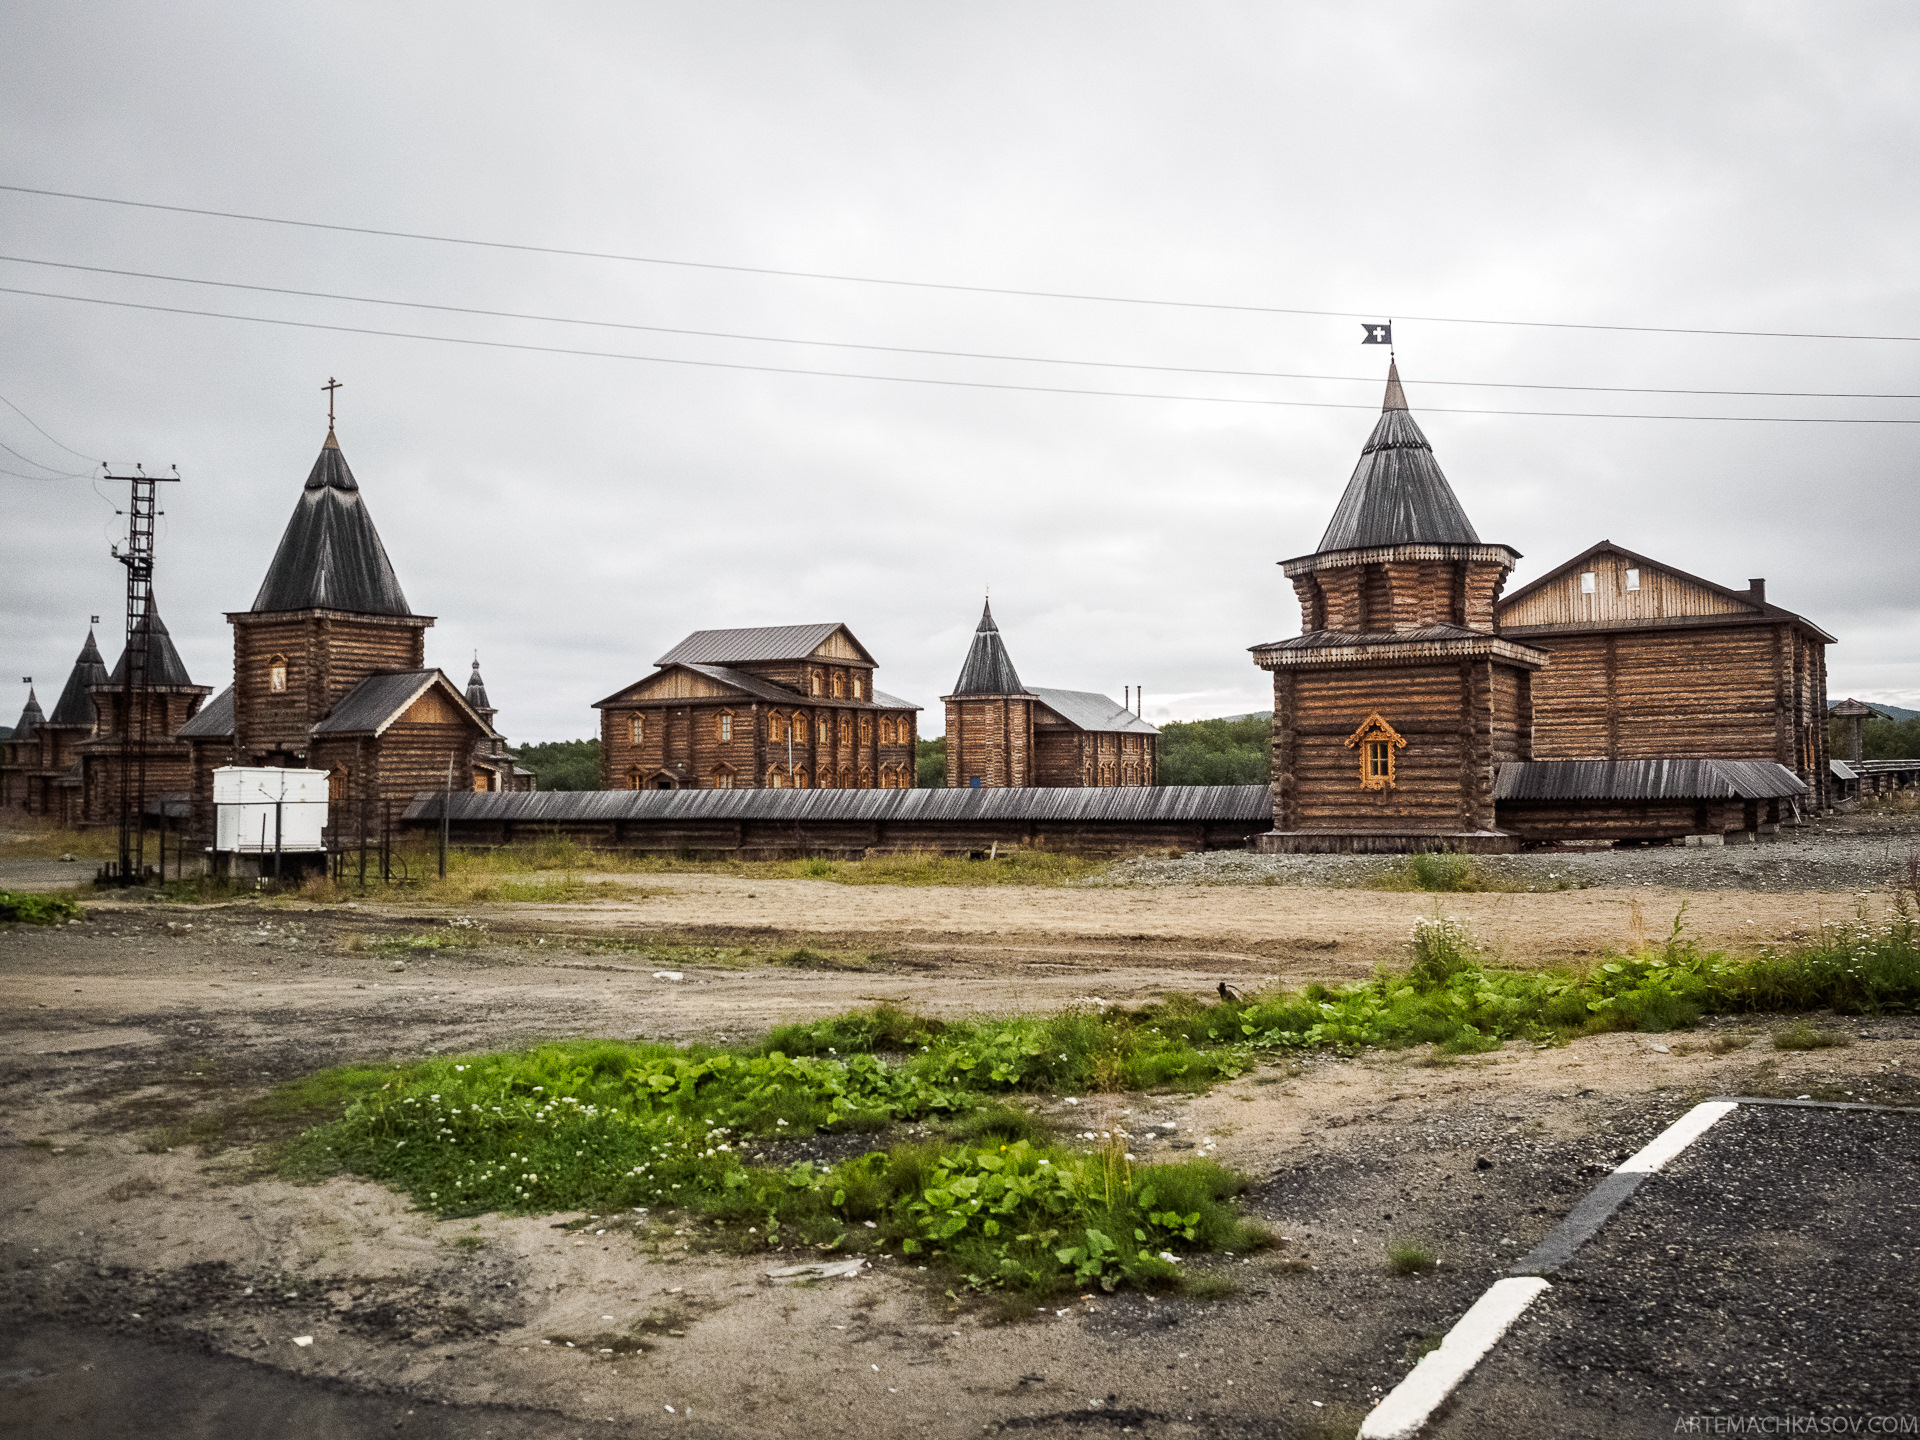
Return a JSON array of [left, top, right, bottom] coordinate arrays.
[[1251, 362, 1821, 851]]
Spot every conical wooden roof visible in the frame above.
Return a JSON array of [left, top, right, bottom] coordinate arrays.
[[251, 432, 412, 616], [107, 598, 197, 688], [465, 658, 494, 714], [949, 600, 1028, 697], [1314, 361, 1480, 553], [9, 687, 43, 742], [47, 630, 109, 726]]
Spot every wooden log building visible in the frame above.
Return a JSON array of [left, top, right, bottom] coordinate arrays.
[[75, 600, 212, 828], [180, 424, 530, 848], [1496, 541, 1833, 811], [943, 600, 1159, 788], [1, 627, 108, 823], [594, 624, 920, 791], [1251, 363, 1813, 851]]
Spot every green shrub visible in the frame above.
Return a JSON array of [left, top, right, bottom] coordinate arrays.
[[0, 889, 82, 925], [1771, 1020, 1851, 1051]]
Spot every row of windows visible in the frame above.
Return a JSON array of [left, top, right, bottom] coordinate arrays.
[[1579, 567, 1641, 594], [624, 763, 910, 791], [625, 711, 913, 746], [808, 669, 867, 700]]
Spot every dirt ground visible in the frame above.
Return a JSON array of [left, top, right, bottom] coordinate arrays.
[[2, 874, 1917, 1439]]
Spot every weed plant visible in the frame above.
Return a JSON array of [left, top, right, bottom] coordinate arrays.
[[0, 889, 82, 924]]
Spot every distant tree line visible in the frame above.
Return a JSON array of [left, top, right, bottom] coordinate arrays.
[[917, 737, 946, 788], [1155, 715, 1270, 787], [1830, 715, 1920, 762], [516, 738, 602, 790]]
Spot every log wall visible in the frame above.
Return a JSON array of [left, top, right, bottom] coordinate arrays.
[[945, 697, 1034, 788], [230, 611, 429, 761], [599, 699, 916, 790]]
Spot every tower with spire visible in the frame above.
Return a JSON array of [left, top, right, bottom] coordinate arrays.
[[940, 599, 1160, 788], [76, 597, 213, 827], [1249, 362, 1547, 851], [0, 684, 47, 812], [188, 416, 503, 847]]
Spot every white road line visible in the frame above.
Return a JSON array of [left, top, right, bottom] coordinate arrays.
[[1357, 1278, 1551, 1440], [1617, 1099, 1737, 1174], [1359, 1100, 1744, 1439]]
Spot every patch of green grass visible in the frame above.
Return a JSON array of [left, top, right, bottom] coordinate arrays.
[[1386, 1238, 1437, 1275], [1183, 1271, 1241, 1301], [279, 1037, 1266, 1300], [1369, 852, 1497, 893], [1771, 1020, 1851, 1051], [782, 849, 1110, 888], [0, 889, 83, 924]]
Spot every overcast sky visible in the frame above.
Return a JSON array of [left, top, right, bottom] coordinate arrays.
[[3, 2, 1916, 743]]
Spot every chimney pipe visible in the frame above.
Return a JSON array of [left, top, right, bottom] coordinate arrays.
[[1748, 578, 1766, 603]]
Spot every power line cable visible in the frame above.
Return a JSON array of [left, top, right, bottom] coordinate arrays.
[[0, 385, 101, 462], [3, 253, 1914, 402], [0, 436, 79, 475], [5, 282, 1917, 423], [4, 182, 1917, 344]]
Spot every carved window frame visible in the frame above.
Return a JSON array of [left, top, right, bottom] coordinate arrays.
[[709, 764, 736, 790], [629, 715, 644, 745], [268, 654, 288, 694], [793, 712, 809, 743], [768, 710, 784, 741], [716, 710, 733, 743], [1345, 712, 1406, 791]]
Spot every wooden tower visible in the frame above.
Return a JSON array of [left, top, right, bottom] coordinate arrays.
[[943, 600, 1035, 788], [1250, 362, 1546, 852]]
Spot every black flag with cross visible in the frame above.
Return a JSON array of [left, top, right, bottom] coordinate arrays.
[[1361, 322, 1392, 345]]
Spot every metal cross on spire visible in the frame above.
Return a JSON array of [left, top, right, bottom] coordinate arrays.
[[323, 377, 343, 430]]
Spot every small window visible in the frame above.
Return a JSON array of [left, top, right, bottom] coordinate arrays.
[[794, 713, 809, 743], [767, 766, 785, 789], [859, 716, 872, 744], [1345, 712, 1406, 791], [1580, 572, 1596, 595], [1626, 568, 1640, 591], [794, 767, 810, 789], [717, 712, 733, 742], [629, 716, 644, 744], [710, 765, 735, 790], [833, 671, 846, 698], [1365, 739, 1391, 780], [853, 676, 864, 699], [810, 671, 822, 696], [969, 775, 982, 789], [768, 710, 783, 741], [268, 655, 287, 694], [626, 770, 643, 790]]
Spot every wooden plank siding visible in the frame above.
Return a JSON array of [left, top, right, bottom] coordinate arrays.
[[229, 610, 429, 763], [600, 698, 916, 791], [945, 697, 1034, 788]]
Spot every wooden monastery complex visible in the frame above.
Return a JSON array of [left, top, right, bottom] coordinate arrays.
[[5, 364, 1876, 862]]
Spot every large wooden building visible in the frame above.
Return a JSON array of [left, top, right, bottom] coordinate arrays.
[[1495, 541, 1833, 810], [75, 600, 213, 827], [594, 624, 920, 790], [1251, 363, 1815, 851], [1, 628, 108, 822], [180, 426, 528, 846], [943, 600, 1159, 788]]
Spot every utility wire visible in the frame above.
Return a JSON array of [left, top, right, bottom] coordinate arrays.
[[2, 253, 1914, 402], [4, 182, 1917, 344], [0, 436, 78, 474], [5, 283, 1917, 423], [0, 385, 100, 462]]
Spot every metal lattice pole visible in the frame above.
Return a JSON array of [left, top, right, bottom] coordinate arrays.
[[107, 465, 179, 884]]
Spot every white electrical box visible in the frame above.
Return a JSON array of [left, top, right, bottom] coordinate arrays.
[[214, 766, 330, 853]]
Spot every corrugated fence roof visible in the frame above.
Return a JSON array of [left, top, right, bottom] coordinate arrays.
[[1494, 759, 1806, 802], [408, 784, 1270, 825]]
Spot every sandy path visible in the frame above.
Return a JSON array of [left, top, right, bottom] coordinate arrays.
[[448, 873, 1875, 966]]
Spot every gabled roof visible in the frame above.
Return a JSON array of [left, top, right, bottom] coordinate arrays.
[[465, 658, 493, 713], [312, 669, 495, 738], [1313, 361, 1482, 554], [1030, 688, 1159, 736], [656, 623, 873, 667], [177, 685, 234, 739], [107, 600, 200, 689], [8, 687, 43, 742], [251, 432, 413, 616], [594, 664, 921, 711], [46, 631, 109, 727], [871, 689, 922, 712], [1829, 697, 1891, 720], [948, 600, 1028, 697], [1497, 539, 1837, 643]]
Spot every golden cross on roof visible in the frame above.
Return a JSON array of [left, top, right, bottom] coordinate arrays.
[[322, 377, 343, 430]]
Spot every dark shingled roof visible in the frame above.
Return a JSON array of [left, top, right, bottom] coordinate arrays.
[[177, 685, 234, 739], [1314, 361, 1480, 554], [1494, 759, 1806, 803], [313, 669, 491, 738], [465, 658, 493, 713], [1030, 688, 1158, 736], [9, 687, 43, 743], [949, 600, 1028, 697], [251, 433, 412, 616], [107, 600, 197, 688], [47, 631, 109, 727], [409, 783, 1269, 826], [657, 623, 871, 667]]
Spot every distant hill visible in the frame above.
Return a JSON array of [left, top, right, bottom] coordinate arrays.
[[1868, 702, 1918, 722]]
